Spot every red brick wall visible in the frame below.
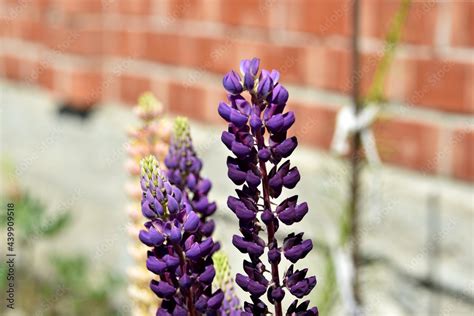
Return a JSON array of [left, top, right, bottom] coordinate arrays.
[[0, 0, 472, 182]]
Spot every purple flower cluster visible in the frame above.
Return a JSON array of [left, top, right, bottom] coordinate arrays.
[[138, 156, 223, 315], [219, 58, 318, 316], [165, 117, 217, 239]]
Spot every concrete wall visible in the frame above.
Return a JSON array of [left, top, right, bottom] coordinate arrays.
[[0, 0, 473, 183], [1, 81, 473, 315]]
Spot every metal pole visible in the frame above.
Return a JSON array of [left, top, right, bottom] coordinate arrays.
[[350, 0, 363, 308]]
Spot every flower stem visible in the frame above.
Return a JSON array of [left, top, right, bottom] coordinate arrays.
[[256, 129, 283, 316], [173, 244, 197, 316], [350, 0, 363, 308]]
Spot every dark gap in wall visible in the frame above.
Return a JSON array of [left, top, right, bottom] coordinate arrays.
[[56, 102, 95, 121]]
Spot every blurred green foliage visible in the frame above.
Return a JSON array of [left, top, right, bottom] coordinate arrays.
[[0, 187, 124, 315]]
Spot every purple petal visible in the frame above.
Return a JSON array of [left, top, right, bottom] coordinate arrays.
[[283, 167, 300, 189], [142, 201, 156, 219], [150, 280, 176, 298], [198, 265, 216, 284], [184, 211, 200, 233], [232, 235, 249, 253], [153, 199, 164, 216], [235, 273, 250, 291], [179, 274, 192, 289], [223, 70, 243, 95], [270, 70, 280, 84], [246, 170, 261, 188], [272, 84, 289, 105], [168, 225, 181, 244], [268, 247, 281, 264], [231, 141, 252, 157], [266, 114, 284, 133], [283, 111, 296, 130], [185, 242, 201, 260], [229, 108, 248, 127], [249, 113, 262, 131], [139, 226, 164, 247], [221, 131, 235, 149], [207, 290, 225, 310], [236, 98, 252, 115], [197, 179, 212, 194], [201, 219, 215, 237], [248, 242, 265, 257], [172, 186, 182, 202], [146, 256, 167, 274], [199, 238, 214, 257], [167, 195, 179, 214], [247, 279, 267, 297], [195, 294, 209, 312], [249, 58, 260, 76], [240, 59, 250, 76], [243, 73, 255, 90], [257, 71, 273, 98], [258, 148, 271, 161], [270, 286, 285, 302], [164, 155, 179, 169], [261, 209, 274, 225], [273, 136, 298, 158], [186, 173, 197, 190], [163, 254, 180, 270], [290, 276, 317, 298], [218, 102, 231, 121], [284, 239, 313, 263], [193, 196, 209, 212], [268, 173, 283, 191], [278, 206, 296, 225], [295, 202, 309, 222], [227, 165, 247, 185]]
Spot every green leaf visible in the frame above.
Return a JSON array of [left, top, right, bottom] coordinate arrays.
[[314, 250, 338, 315], [39, 211, 71, 237], [365, 0, 411, 105], [50, 255, 88, 291]]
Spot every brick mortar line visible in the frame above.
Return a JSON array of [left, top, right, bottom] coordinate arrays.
[[1, 37, 474, 128], [3, 11, 474, 63], [99, 57, 474, 129], [1, 76, 472, 184], [99, 56, 474, 129], [191, 118, 474, 192]]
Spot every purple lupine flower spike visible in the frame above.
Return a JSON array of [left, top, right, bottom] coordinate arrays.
[[218, 58, 318, 316], [139, 156, 223, 315], [165, 117, 218, 242]]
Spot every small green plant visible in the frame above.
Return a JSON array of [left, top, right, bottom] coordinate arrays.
[[0, 175, 123, 315]]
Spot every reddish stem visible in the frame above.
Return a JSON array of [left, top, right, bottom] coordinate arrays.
[[256, 127, 283, 316], [173, 244, 197, 316]]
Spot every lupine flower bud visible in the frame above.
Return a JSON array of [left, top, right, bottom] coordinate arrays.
[[268, 285, 285, 303], [271, 84, 289, 105], [150, 280, 176, 298], [139, 156, 223, 314], [218, 58, 317, 315], [283, 233, 313, 263], [240, 58, 260, 90], [223, 70, 243, 95], [257, 70, 273, 99], [287, 299, 319, 316], [276, 196, 308, 225]]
